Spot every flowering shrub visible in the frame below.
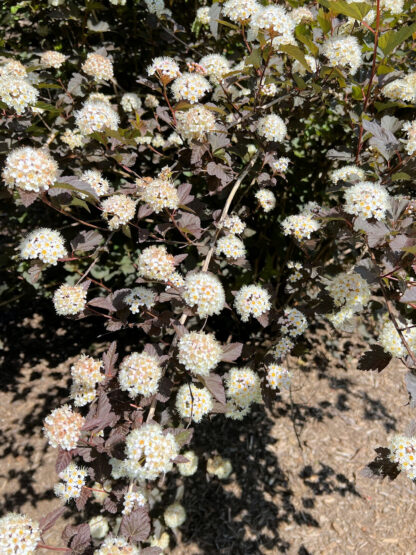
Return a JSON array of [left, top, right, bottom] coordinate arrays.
[[2, 0, 416, 551]]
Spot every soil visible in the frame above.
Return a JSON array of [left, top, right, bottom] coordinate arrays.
[[1, 303, 415, 554]]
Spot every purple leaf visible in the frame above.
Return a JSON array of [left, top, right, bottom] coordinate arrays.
[[56, 449, 76, 474], [120, 508, 151, 542], [75, 488, 91, 511], [103, 341, 118, 377], [71, 230, 102, 252], [358, 345, 391, 372], [18, 190, 38, 207], [405, 372, 416, 408], [221, 342, 243, 363], [177, 183, 194, 204], [69, 522, 91, 552], [39, 507, 66, 533], [141, 548, 162, 555], [400, 287, 416, 303], [202, 373, 226, 404]]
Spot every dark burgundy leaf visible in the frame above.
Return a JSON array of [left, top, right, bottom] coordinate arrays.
[[354, 259, 379, 284], [176, 212, 202, 238], [106, 319, 123, 332], [208, 132, 230, 152], [138, 204, 154, 219], [103, 341, 118, 377], [39, 506, 66, 533], [71, 230, 102, 252], [358, 345, 392, 372], [112, 289, 130, 310], [202, 373, 226, 404], [171, 427, 193, 448], [400, 287, 416, 303], [177, 183, 194, 204], [221, 342, 243, 362], [75, 487, 91, 511], [405, 372, 416, 408], [57, 175, 99, 200], [120, 508, 151, 542], [256, 311, 270, 328], [88, 296, 114, 311], [361, 447, 400, 481], [18, 190, 38, 207], [103, 495, 118, 514], [27, 261, 43, 284], [56, 449, 75, 473], [206, 161, 233, 184], [70, 522, 91, 553]]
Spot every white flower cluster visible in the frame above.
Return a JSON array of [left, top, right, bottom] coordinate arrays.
[[0, 59, 27, 78], [178, 331, 222, 376], [381, 0, 404, 14], [380, 320, 416, 358], [250, 5, 296, 46], [121, 92, 142, 113], [403, 121, 416, 156], [0, 513, 41, 554], [144, 0, 171, 17], [43, 404, 85, 450], [207, 455, 232, 479], [265, 363, 291, 390], [234, 284, 271, 322], [82, 52, 114, 81], [101, 194, 137, 229], [260, 82, 278, 96], [225, 367, 261, 418], [221, 214, 245, 235], [119, 352, 162, 398], [164, 503, 186, 528], [138, 245, 175, 281], [41, 50, 67, 68], [81, 169, 110, 197], [382, 73, 416, 104], [176, 383, 213, 422], [145, 93, 159, 108], [330, 165, 365, 184], [216, 235, 246, 260], [123, 422, 179, 480], [293, 55, 317, 75], [148, 56, 180, 84], [273, 157, 290, 174], [75, 100, 120, 135], [138, 177, 179, 213], [171, 72, 211, 103], [3, 147, 58, 193], [183, 272, 225, 317], [389, 435, 416, 480], [54, 462, 87, 502], [327, 272, 370, 312], [166, 271, 185, 288], [123, 490, 147, 515], [178, 449, 198, 476], [61, 129, 85, 149], [0, 73, 38, 114], [196, 6, 210, 24], [200, 54, 231, 84], [70, 354, 104, 407], [281, 213, 320, 240], [280, 308, 308, 337], [89, 517, 109, 541], [257, 114, 287, 142], [287, 261, 303, 283], [19, 228, 67, 265], [291, 6, 314, 24], [95, 536, 139, 555], [53, 284, 87, 316], [176, 105, 216, 140], [223, 0, 259, 23], [255, 189, 276, 212], [344, 181, 390, 220], [125, 287, 156, 313], [322, 36, 362, 75], [272, 336, 294, 359]]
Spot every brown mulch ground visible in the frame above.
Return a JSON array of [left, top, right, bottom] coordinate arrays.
[[1, 305, 416, 554]]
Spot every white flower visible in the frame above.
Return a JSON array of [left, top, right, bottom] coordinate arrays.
[[257, 114, 287, 142], [176, 104, 216, 140], [293, 55, 317, 75], [148, 56, 180, 84], [89, 516, 109, 540], [216, 235, 246, 259], [164, 503, 186, 528], [82, 52, 114, 81], [255, 189, 276, 212], [389, 434, 416, 481], [119, 352, 162, 398], [265, 364, 291, 390], [101, 194, 137, 229], [53, 284, 87, 315], [0, 513, 41, 554], [403, 120, 416, 156], [44, 405, 84, 450], [70, 382, 97, 407], [75, 100, 119, 135], [207, 455, 232, 479], [176, 383, 213, 422], [0, 59, 27, 78], [200, 54, 231, 84], [171, 72, 211, 103], [281, 213, 320, 240], [40, 50, 67, 68], [260, 82, 278, 96], [167, 132, 183, 146], [330, 165, 365, 184], [291, 6, 314, 24], [54, 462, 87, 502], [138, 245, 175, 281], [221, 214, 246, 235], [61, 129, 85, 149], [183, 272, 225, 317], [322, 35, 362, 75], [121, 93, 142, 113], [223, 0, 260, 23], [225, 367, 261, 409], [178, 450, 198, 476], [95, 536, 139, 554], [178, 331, 222, 376], [123, 490, 147, 515], [144, 0, 171, 16], [0, 76, 38, 114], [382, 73, 416, 104], [380, 0, 404, 14], [3, 147, 58, 193], [272, 336, 294, 359], [138, 177, 179, 213], [250, 5, 296, 45], [124, 422, 179, 480], [20, 228, 67, 265], [125, 287, 156, 313], [81, 169, 110, 196], [326, 272, 371, 310], [272, 157, 290, 173], [344, 181, 390, 220], [380, 320, 416, 358], [234, 284, 271, 322], [145, 93, 159, 108], [71, 354, 104, 387], [280, 308, 308, 337], [196, 6, 210, 24]]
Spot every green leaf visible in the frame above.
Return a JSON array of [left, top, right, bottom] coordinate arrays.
[[352, 85, 364, 100], [391, 172, 411, 182], [378, 23, 416, 56], [319, 0, 372, 19], [245, 48, 262, 69], [279, 44, 309, 70], [317, 9, 331, 33], [34, 101, 61, 115], [295, 27, 319, 56], [217, 19, 238, 30]]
